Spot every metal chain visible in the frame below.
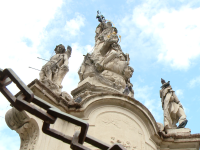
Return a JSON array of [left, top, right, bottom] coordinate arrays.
[[0, 68, 126, 150]]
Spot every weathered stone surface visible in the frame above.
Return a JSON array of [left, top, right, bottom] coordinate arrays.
[[166, 128, 191, 136]]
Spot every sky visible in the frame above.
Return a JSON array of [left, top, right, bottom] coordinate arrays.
[[1, 0, 200, 149]]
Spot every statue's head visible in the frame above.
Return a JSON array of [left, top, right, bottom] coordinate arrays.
[[124, 66, 134, 79], [54, 44, 66, 54], [66, 46, 72, 57]]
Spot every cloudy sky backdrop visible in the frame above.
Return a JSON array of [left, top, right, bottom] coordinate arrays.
[[1, 0, 200, 149]]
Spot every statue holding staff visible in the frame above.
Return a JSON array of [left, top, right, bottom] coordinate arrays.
[[39, 44, 72, 95]]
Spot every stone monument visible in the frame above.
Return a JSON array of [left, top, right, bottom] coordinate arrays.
[[37, 44, 77, 107], [2, 12, 200, 150], [160, 78, 188, 129], [159, 78, 190, 136], [72, 13, 134, 101], [39, 44, 71, 95]]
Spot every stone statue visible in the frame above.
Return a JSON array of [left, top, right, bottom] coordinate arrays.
[[160, 78, 188, 129], [39, 44, 72, 95], [75, 16, 134, 99]]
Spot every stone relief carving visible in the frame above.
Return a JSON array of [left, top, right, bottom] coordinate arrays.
[[78, 18, 134, 97], [95, 112, 145, 150], [5, 108, 39, 150], [160, 78, 188, 129], [39, 44, 72, 96]]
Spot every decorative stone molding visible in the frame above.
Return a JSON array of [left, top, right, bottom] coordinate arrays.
[[5, 108, 39, 150]]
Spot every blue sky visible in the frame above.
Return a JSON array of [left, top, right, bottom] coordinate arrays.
[[1, 0, 200, 149]]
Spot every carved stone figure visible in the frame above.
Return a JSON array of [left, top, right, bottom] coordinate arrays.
[[75, 17, 134, 99], [160, 78, 187, 129], [39, 44, 72, 95]]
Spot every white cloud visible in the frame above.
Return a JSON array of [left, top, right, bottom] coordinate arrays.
[[189, 76, 200, 88], [64, 13, 85, 36], [121, 1, 200, 70], [152, 7, 200, 70], [0, 0, 63, 46]]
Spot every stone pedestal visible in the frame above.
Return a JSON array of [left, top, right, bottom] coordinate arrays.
[[4, 81, 200, 150], [166, 128, 191, 136], [71, 81, 122, 101]]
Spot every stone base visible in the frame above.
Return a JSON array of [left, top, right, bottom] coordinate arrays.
[[71, 81, 122, 100], [71, 76, 134, 100], [15, 79, 79, 112], [166, 128, 191, 136]]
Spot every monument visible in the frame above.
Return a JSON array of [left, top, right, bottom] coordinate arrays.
[[158, 78, 190, 136], [39, 44, 72, 96], [73, 14, 134, 101], [160, 79, 188, 128], [1, 11, 200, 150]]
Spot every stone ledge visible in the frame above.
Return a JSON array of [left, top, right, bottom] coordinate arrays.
[[166, 128, 191, 136]]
